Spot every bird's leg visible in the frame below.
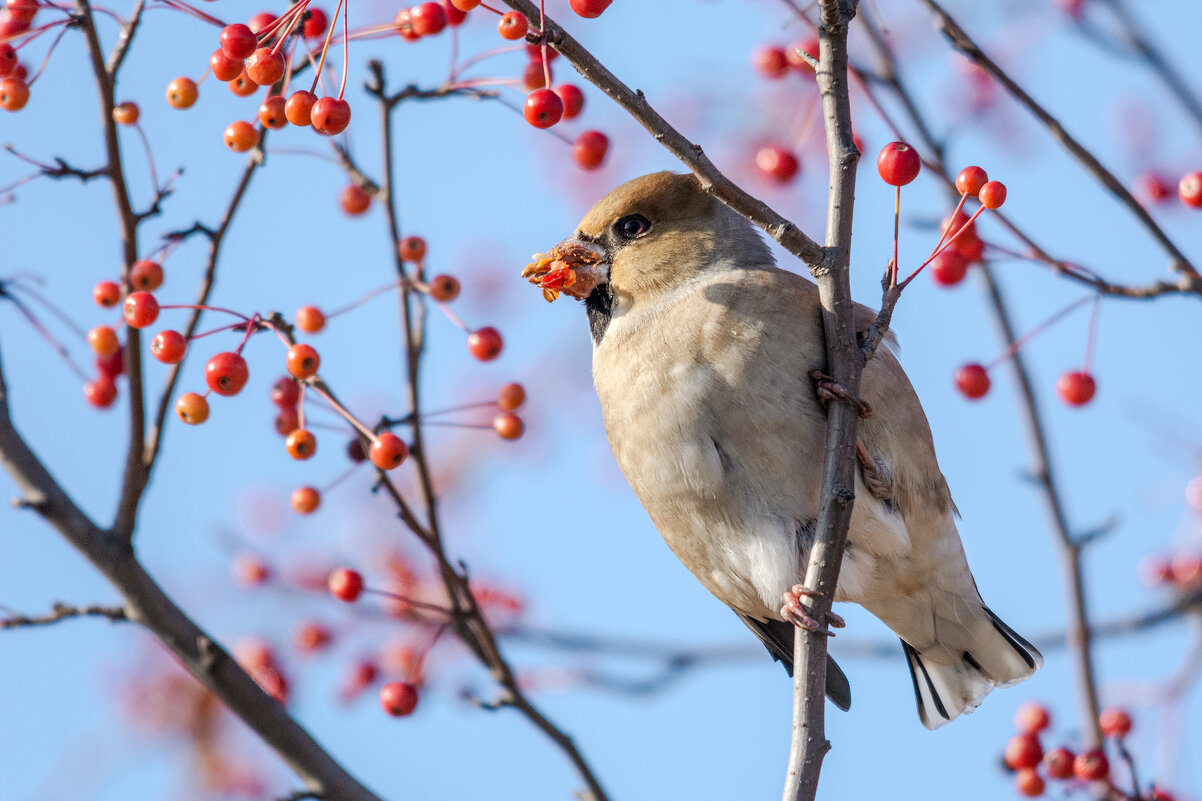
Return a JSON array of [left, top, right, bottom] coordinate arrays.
[[808, 370, 873, 419], [780, 584, 846, 635], [856, 438, 893, 500]]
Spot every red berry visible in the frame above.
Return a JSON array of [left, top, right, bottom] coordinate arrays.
[[88, 325, 120, 357], [291, 486, 320, 515], [1136, 172, 1173, 205], [956, 165, 988, 197], [393, 9, 419, 40], [112, 101, 139, 125], [526, 41, 558, 62], [259, 95, 287, 129], [1015, 702, 1051, 734], [1056, 370, 1096, 407], [303, 7, 328, 38], [296, 306, 326, 333], [0, 77, 29, 111], [96, 347, 124, 378], [228, 70, 259, 98], [176, 392, 209, 424], [340, 185, 372, 215], [493, 413, 524, 440], [1073, 749, 1109, 781], [979, 180, 1007, 209], [498, 10, 528, 40], [399, 236, 426, 263], [441, 0, 467, 26], [428, 275, 460, 302], [1170, 552, 1202, 587], [569, 0, 612, 18], [1044, 747, 1075, 780], [311, 97, 351, 135], [468, 327, 503, 361], [452, 1, 481, 11], [370, 433, 409, 470], [220, 24, 258, 60], [752, 45, 789, 79], [955, 363, 990, 399], [84, 375, 118, 408], [210, 49, 243, 82], [286, 429, 317, 460], [294, 620, 332, 652], [271, 376, 300, 408], [1015, 768, 1045, 798], [555, 84, 585, 119], [151, 330, 187, 364], [0, 43, 15, 77], [286, 344, 320, 380], [1099, 707, 1132, 738], [247, 12, 277, 34], [93, 280, 121, 308], [276, 407, 300, 436], [877, 141, 922, 186], [286, 90, 317, 126], [129, 259, 163, 291], [497, 382, 525, 412], [1178, 172, 1202, 208], [524, 88, 564, 129], [411, 2, 448, 36], [755, 145, 800, 184], [573, 130, 609, 171], [224, 120, 259, 152], [166, 77, 198, 109], [930, 249, 968, 287], [1150, 788, 1177, 801], [1004, 733, 1044, 770], [328, 568, 364, 601], [234, 553, 270, 587], [245, 47, 284, 86], [123, 291, 160, 328], [380, 681, 419, 716], [206, 352, 250, 396]]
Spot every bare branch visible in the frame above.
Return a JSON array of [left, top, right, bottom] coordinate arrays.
[[0, 602, 128, 630]]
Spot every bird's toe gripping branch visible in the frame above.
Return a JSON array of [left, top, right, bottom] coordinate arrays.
[[780, 584, 846, 636], [808, 369, 872, 419]]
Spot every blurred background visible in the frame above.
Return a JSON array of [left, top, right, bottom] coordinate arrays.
[[2, 0, 1201, 799]]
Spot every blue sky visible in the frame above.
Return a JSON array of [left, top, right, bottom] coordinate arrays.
[[2, 1, 1201, 799]]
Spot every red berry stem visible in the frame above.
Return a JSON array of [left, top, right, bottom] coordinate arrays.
[[448, 44, 525, 83], [891, 184, 901, 286], [984, 295, 1094, 371], [899, 204, 987, 287], [360, 587, 455, 615], [158, 303, 252, 322], [338, 0, 349, 100], [538, 0, 550, 89], [297, 381, 307, 430], [0, 286, 91, 382], [310, 0, 346, 95], [158, 0, 225, 28], [259, 0, 311, 50], [1082, 294, 1102, 372], [930, 193, 969, 259], [323, 278, 416, 319], [131, 123, 160, 196], [478, 3, 506, 15]]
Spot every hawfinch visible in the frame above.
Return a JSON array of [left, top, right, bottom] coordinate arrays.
[[525, 172, 1041, 728]]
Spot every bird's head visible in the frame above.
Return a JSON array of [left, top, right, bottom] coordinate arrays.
[[522, 171, 772, 306]]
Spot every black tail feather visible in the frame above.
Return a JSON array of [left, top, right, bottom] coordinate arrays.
[[737, 613, 852, 712]]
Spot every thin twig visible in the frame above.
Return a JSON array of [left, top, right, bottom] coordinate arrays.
[[0, 602, 128, 629]]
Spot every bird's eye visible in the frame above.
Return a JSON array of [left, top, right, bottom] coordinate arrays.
[[615, 214, 651, 240]]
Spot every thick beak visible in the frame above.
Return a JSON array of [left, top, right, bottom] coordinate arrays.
[[521, 236, 610, 303]]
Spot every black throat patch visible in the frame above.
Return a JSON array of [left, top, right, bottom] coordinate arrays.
[[585, 283, 614, 345]]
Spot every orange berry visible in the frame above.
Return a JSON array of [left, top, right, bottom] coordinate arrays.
[[176, 392, 210, 424], [112, 101, 139, 125], [286, 429, 317, 460], [398, 236, 426, 263], [497, 382, 525, 412], [93, 280, 121, 308], [428, 274, 460, 302], [286, 343, 320, 379], [166, 77, 198, 109], [493, 412, 524, 440], [129, 259, 163, 291], [258, 95, 287, 128], [224, 120, 259, 151], [340, 185, 372, 215], [296, 306, 326, 333], [0, 77, 30, 111], [88, 325, 120, 357], [370, 433, 408, 470], [291, 486, 321, 514]]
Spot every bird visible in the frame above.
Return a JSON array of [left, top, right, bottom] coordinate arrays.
[[522, 171, 1041, 728]]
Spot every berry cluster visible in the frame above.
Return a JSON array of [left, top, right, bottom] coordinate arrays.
[[1003, 702, 1174, 800]]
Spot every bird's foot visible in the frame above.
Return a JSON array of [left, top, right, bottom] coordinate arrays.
[[856, 438, 893, 500], [808, 370, 872, 419], [780, 585, 846, 635]]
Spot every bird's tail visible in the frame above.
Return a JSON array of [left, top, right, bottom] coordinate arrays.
[[901, 607, 1042, 730]]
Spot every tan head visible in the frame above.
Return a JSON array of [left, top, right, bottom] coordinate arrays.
[[524, 172, 774, 314]]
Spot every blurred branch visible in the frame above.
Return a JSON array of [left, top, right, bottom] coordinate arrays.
[[920, 0, 1201, 290], [105, 0, 144, 78], [498, 0, 826, 269], [1095, 0, 1202, 135], [0, 602, 128, 630]]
